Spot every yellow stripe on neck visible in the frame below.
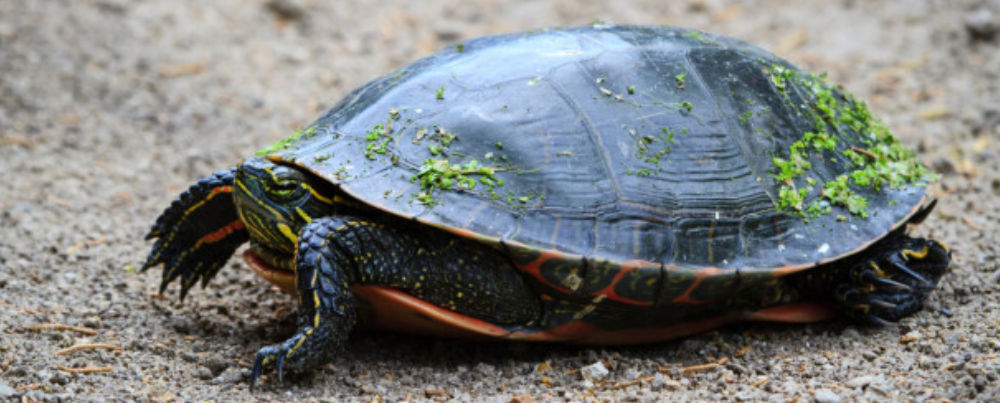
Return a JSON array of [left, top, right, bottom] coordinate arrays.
[[278, 223, 299, 244], [308, 187, 334, 204], [295, 207, 313, 223]]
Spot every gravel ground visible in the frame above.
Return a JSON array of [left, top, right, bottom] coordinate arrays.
[[2, 1, 1000, 402]]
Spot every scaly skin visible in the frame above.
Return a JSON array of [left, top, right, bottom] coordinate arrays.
[[143, 168, 248, 299]]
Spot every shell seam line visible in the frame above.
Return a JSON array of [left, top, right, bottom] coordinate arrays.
[[681, 49, 778, 211], [681, 49, 766, 274], [547, 64, 624, 201]]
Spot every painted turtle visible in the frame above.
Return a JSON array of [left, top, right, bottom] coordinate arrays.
[[144, 24, 950, 387]]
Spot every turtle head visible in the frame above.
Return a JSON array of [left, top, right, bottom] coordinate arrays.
[[234, 157, 336, 272]]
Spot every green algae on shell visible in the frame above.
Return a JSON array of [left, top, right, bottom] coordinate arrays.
[[764, 63, 937, 218], [255, 126, 316, 156]]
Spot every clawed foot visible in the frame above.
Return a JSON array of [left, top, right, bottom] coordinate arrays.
[[250, 333, 307, 390], [143, 169, 248, 299], [248, 320, 345, 390], [837, 237, 950, 324]]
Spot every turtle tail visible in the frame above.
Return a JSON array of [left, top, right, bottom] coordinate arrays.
[[143, 168, 249, 300]]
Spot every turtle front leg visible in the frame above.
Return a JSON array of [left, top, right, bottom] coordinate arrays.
[[143, 168, 249, 300], [791, 233, 951, 324], [250, 214, 540, 388], [250, 217, 358, 390]]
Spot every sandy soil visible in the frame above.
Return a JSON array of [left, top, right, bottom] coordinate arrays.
[[2, 0, 999, 402]]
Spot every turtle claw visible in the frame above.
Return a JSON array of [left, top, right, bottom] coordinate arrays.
[[276, 354, 286, 383], [249, 335, 304, 390], [837, 286, 896, 309], [861, 271, 911, 291], [868, 298, 897, 309], [177, 281, 192, 302], [836, 236, 950, 324], [864, 315, 891, 326], [249, 354, 264, 392], [250, 345, 280, 391], [889, 255, 930, 286]]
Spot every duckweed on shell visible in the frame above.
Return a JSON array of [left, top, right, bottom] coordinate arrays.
[[765, 64, 937, 218]]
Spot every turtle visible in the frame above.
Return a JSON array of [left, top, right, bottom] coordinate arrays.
[[143, 24, 951, 388]]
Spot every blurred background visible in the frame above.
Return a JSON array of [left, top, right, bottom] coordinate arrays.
[[1, 1, 998, 402]]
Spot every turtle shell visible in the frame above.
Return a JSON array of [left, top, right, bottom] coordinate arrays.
[[261, 25, 934, 306]]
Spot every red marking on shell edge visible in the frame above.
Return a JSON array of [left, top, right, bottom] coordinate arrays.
[[670, 266, 729, 305], [511, 248, 574, 294], [196, 220, 244, 245], [744, 302, 841, 323], [587, 260, 657, 306], [238, 256, 845, 344]]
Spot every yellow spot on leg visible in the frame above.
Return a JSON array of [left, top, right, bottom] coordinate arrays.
[[901, 246, 931, 260]]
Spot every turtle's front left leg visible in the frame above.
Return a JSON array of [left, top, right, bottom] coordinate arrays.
[[249, 214, 540, 388], [249, 217, 357, 390]]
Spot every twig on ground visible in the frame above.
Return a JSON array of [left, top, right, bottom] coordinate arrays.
[[683, 356, 729, 374], [54, 343, 122, 356], [58, 365, 113, 374], [28, 323, 98, 336]]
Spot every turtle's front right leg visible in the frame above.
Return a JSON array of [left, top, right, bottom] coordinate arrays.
[[143, 168, 249, 300]]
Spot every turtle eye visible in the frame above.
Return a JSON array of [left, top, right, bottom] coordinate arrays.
[[266, 167, 307, 203]]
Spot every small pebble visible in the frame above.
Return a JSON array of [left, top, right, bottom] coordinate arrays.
[[179, 351, 199, 363], [965, 8, 999, 41], [509, 395, 533, 403], [580, 361, 609, 382], [202, 355, 230, 376], [196, 366, 213, 380], [434, 22, 464, 42], [170, 317, 192, 334], [82, 315, 101, 328], [651, 373, 682, 391], [0, 380, 14, 397], [266, 0, 305, 20], [814, 388, 842, 403], [49, 372, 70, 386], [846, 375, 875, 389]]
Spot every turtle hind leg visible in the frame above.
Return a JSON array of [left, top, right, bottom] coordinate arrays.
[[833, 235, 950, 324]]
